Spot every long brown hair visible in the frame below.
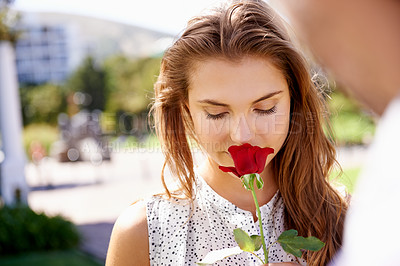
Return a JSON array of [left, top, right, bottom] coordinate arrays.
[[150, 0, 347, 264]]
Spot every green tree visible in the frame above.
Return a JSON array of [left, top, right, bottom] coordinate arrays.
[[67, 56, 108, 111], [328, 89, 376, 145], [0, 0, 20, 43], [104, 55, 161, 114], [20, 83, 66, 125], [103, 55, 161, 135]]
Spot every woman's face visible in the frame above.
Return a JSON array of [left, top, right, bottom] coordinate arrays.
[[188, 56, 291, 171]]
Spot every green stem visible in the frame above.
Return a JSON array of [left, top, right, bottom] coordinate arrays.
[[248, 176, 269, 264], [250, 251, 265, 265], [266, 240, 278, 263]]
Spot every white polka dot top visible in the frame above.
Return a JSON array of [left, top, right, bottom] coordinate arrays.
[[146, 175, 306, 265]]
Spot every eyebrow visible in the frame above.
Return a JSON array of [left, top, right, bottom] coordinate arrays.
[[197, 90, 283, 107]]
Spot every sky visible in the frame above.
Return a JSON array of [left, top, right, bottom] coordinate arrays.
[[13, 0, 285, 35], [13, 0, 231, 35]]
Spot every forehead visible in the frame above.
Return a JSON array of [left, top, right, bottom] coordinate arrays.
[[188, 56, 289, 104]]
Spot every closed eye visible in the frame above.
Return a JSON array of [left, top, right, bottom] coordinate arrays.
[[206, 106, 276, 120], [254, 106, 277, 115], [206, 112, 228, 120]]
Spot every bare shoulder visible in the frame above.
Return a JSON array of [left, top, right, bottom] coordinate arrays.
[[106, 201, 149, 266]]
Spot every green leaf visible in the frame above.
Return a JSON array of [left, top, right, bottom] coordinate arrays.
[[241, 174, 254, 191], [278, 240, 303, 258], [277, 229, 325, 258], [196, 246, 243, 265], [255, 174, 264, 189], [250, 235, 263, 251], [278, 229, 298, 240], [291, 236, 325, 251], [233, 228, 256, 252]]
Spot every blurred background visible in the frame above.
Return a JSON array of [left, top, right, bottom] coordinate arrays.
[[0, 0, 376, 265]]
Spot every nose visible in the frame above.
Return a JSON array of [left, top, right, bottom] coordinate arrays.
[[230, 114, 254, 144]]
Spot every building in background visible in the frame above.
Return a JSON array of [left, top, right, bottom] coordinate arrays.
[[14, 12, 84, 85], [15, 25, 72, 84], [13, 11, 174, 85]]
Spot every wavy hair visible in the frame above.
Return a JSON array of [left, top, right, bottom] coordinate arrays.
[[150, 0, 347, 264]]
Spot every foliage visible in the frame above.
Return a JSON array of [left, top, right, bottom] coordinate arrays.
[[66, 55, 161, 136], [0, 205, 81, 254], [20, 84, 66, 125], [328, 90, 376, 145], [18, 54, 162, 160], [198, 227, 324, 265], [23, 123, 59, 160], [331, 167, 361, 194], [101, 55, 161, 135], [0, 249, 102, 266], [67, 56, 108, 111], [233, 228, 262, 252], [0, 0, 20, 43], [104, 55, 161, 115], [276, 229, 325, 258]]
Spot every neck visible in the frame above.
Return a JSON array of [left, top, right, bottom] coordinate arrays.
[[198, 156, 278, 218]]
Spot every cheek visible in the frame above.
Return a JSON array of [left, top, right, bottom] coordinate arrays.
[[193, 117, 228, 138], [192, 115, 228, 151], [255, 111, 290, 138]]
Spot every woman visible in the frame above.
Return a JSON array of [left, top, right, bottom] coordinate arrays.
[[106, 1, 347, 265]]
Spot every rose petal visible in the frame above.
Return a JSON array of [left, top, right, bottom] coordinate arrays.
[[255, 147, 274, 173], [234, 147, 254, 176], [246, 147, 258, 173], [222, 143, 274, 177], [227, 143, 251, 155], [218, 166, 241, 177]]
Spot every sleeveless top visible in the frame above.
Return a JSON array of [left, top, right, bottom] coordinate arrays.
[[146, 175, 306, 265]]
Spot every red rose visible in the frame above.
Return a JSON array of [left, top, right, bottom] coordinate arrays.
[[219, 143, 274, 177]]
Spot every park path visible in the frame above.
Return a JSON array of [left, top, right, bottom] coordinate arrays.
[[25, 146, 367, 262]]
